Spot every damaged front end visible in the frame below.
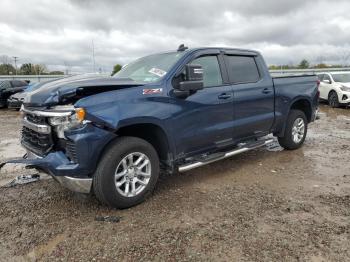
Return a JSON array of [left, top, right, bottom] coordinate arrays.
[[0, 105, 116, 193]]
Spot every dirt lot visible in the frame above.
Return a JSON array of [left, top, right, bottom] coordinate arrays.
[[0, 104, 349, 261]]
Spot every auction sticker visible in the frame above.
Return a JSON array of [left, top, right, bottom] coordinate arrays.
[[143, 88, 163, 95], [149, 68, 167, 77]]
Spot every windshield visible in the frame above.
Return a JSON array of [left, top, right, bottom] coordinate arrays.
[[114, 52, 185, 83], [331, 73, 350, 83]]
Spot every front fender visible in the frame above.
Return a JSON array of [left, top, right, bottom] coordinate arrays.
[[74, 87, 176, 157]]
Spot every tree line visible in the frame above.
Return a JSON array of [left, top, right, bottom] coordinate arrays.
[[0, 62, 123, 76], [269, 59, 350, 70], [0, 54, 65, 75], [0, 63, 64, 75]]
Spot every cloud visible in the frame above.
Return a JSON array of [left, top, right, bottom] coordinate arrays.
[[1, 0, 350, 73]]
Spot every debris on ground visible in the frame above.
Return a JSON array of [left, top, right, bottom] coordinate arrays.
[[2, 174, 40, 188], [95, 216, 121, 223]]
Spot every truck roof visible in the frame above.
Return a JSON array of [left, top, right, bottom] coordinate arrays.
[[153, 47, 260, 57], [180, 47, 260, 56]]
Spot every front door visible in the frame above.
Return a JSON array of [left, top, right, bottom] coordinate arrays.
[[170, 54, 234, 157]]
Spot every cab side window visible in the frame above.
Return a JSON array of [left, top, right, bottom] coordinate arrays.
[[225, 55, 260, 84], [190, 56, 223, 87]]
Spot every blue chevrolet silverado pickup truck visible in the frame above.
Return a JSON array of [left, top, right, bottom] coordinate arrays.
[[1, 46, 319, 208]]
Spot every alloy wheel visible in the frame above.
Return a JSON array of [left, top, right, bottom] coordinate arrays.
[[114, 152, 151, 197]]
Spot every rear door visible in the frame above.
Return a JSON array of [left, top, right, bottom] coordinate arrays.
[[171, 52, 234, 157], [224, 54, 274, 141]]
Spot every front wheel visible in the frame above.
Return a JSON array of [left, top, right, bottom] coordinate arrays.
[[278, 109, 307, 150], [93, 137, 160, 209]]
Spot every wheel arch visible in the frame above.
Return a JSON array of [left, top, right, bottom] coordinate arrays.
[[113, 122, 175, 172], [275, 97, 312, 137], [328, 89, 338, 98], [289, 98, 312, 123]]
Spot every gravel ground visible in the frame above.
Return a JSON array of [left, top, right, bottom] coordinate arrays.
[[0, 104, 349, 261]]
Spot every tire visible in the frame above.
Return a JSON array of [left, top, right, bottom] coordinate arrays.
[[93, 136, 160, 209], [278, 109, 308, 150], [328, 91, 340, 108]]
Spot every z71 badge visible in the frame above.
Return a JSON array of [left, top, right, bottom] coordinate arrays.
[[142, 88, 163, 95]]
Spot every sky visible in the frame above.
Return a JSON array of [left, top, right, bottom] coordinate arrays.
[[1, 0, 350, 73]]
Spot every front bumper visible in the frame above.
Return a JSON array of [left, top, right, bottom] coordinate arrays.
[[27, 150, 92, 194], [0, 124, 116, 194], [338, 91, 350, 105], [54, 176, 92, 194], [0, 150, 93, 193]]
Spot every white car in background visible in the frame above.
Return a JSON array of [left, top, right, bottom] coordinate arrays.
[[317, 72, 350, 108]]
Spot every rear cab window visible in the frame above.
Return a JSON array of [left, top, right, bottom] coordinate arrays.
[[225, 55, 260, 84]]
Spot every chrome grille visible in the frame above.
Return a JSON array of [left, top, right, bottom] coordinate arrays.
[[21, 113, 53, 156]]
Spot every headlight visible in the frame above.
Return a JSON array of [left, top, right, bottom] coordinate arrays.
[[340, 85, 350, 92], [49, 108, 87, 138]]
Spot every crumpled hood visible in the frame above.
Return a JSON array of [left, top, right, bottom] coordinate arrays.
[[23, 75, 143, 107]]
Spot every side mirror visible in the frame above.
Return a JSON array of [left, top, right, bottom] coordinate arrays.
[[177, 64, 204, 92], [323, 79, 331, 84]]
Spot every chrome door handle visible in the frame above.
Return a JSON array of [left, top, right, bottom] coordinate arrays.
[[262, 88, 272, 94], [218, 93, 232, 99]]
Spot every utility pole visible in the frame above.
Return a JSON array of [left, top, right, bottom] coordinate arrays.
[[13, 56, 18, 75], [64, 61, 69, 75], [92, 40, 96, 73]]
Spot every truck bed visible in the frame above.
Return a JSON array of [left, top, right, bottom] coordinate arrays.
[[273, 74, 318, 90]]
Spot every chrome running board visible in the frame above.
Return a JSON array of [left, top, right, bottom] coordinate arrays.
[[178, 139, 274, 172]]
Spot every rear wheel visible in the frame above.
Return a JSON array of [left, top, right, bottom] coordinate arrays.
[[93, 137, 159, 209], [328, 91, 340, 108], [278, 109, 307, 150]]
